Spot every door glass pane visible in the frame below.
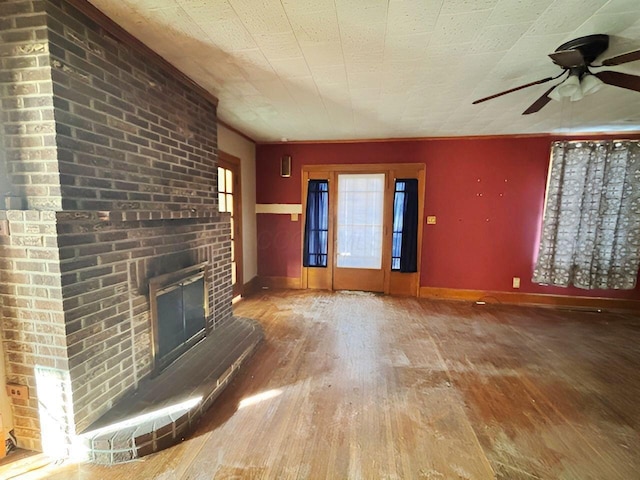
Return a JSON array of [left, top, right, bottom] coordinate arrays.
[[226, 169, 233, 193], [231, 261, 237, 285], [337, 173, 385, 269], [218, 167, 225, 192], [219, 192, 226, 212], [227, 194, 234, 214]]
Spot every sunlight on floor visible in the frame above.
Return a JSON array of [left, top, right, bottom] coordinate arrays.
[[1, 455, 74, 480], [238, 389, 282, 409]]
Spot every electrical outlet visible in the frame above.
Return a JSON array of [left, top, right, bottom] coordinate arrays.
[[6, 384, 28, 400], [426, 216, 437, 225], [512, 277, 521, 289]]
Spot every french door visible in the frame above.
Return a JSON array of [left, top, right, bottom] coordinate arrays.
[[302, 164, 424, 295], [333, 173, 387, 292], [218, 152, 243, 297]]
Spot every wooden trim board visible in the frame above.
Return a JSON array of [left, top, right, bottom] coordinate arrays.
[[254, 281, 640, 311], [258, 132, 640, 146], [218, 120, 256, 144], [258, 276, 303, 290], [256, 204, 303, 214], [242, 276, 260, 297], [419, 287, 640, 312]]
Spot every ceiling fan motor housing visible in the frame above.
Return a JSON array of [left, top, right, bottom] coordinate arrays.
[[555, 34, 610, 66]]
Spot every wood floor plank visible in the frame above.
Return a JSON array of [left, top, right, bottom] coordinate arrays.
[[16, 290, 640, 479], [420, 301, 640, 480]]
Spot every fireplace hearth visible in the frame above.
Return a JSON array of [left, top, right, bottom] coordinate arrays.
[[80, 316, 264, 464]]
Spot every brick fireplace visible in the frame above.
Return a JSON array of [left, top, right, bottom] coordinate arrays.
[[0, 0, 239, 458]]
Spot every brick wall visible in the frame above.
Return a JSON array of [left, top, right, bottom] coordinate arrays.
[[0, 0, 66, 451], [0, 0, 231, 454], [46, 0, 231, 433], [46, 0, 218, 213], [57, 211, 232, 432], [0, 0, 59, 211], [0, 211, 67, 451]]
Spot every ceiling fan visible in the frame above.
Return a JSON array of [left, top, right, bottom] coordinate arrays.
[[472, 34, 640, 115]]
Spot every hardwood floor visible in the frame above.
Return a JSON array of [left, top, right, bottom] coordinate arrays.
[[19, 290, 640, 479]]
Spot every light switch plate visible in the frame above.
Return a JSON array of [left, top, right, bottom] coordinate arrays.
[[426, 216, 436, 225]]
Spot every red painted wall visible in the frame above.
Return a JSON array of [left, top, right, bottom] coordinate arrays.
[[256, 136, 640, 300]]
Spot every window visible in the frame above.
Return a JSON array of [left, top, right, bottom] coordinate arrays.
[[303, 180, 329, 267], [391, 179, 419, 272], [336, 174, 385, 269], [533, 140, 640, 289], [218, 161, 241, 293]]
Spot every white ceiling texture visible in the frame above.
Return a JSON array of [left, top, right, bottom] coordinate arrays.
[[88, 0, 640, 142]]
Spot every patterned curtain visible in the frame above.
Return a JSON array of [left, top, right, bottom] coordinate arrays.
[[532, 140, 640, 289]]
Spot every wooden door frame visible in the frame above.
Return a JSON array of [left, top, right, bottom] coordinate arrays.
[[301, 170, 333, 290], [301, 163, 425, 296], [387, 164, 426, 296], [218, 151, 243, 297]]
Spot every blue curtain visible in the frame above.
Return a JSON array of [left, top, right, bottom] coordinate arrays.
[[303, 180, 329, 267], [392, 183, 406, 270], [392, 179, 418, 272]]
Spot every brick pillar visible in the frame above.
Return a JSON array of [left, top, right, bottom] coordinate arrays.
[[0, 211, 69, 452], [0, 0, 69, 453]]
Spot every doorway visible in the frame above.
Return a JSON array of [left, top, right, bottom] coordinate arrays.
[[218, 151, 243, 297], [301, 163, 424, 295], [333, 173, 387, 292]]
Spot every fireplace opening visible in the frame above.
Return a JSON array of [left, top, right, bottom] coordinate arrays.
[[149, 262, 209, 373]]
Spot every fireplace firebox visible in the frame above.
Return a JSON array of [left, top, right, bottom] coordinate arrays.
[[149, 263, 210, 372]]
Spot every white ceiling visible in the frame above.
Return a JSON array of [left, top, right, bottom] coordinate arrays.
[[88, 0, 640, 142]]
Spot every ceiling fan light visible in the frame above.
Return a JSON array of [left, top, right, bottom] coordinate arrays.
[[549, 86, 564, 102], [570, 84, 584, 101], [556, 74, 581, 97], [581, 73, 605, 96]]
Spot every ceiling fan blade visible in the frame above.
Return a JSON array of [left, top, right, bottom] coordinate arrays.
[[522, 85, 557, 115], [601, 49, 640, 66], [549, 49, 584, 68], [472, 77, 555, 104], [595, 70, 640, 92]]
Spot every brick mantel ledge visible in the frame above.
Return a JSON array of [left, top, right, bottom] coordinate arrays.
[[55, 209, 224, 223]]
